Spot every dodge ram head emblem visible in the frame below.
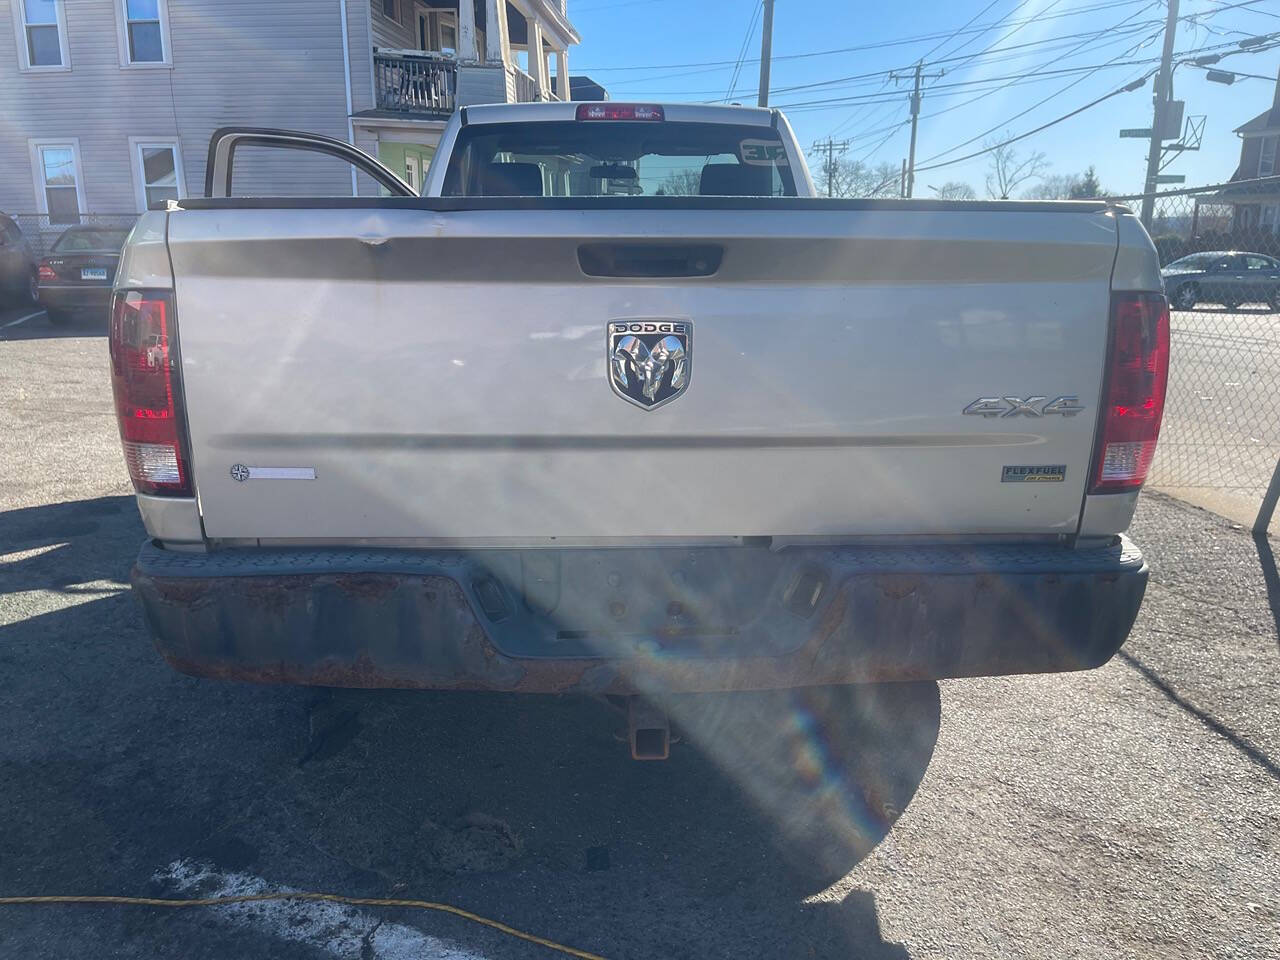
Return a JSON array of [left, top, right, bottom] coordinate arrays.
[[608, 320, 691, 410]]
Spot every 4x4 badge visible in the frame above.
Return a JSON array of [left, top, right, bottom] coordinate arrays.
[[963, 396, 1085, 418]]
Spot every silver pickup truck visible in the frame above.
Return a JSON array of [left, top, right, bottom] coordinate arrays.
[[113, 102, 1167, 762]]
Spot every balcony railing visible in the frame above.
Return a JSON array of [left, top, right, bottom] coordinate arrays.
[[508, 64, 541, 103], [374, 51, 457, 116]]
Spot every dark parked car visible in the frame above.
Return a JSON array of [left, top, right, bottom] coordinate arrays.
[[1161, 250, 1280, 311], [38, 225, 133, 326], [0, 213, 40, 307]]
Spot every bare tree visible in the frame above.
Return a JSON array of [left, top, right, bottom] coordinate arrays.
[[1022, 174, 1081, 200], [983, 135, 1050, 199], [929, 181, 976, 200], [851, 161, 904, 198], [1022, 166, 1106, 200], [655, 169, 702, 196], [808, 153, 902, 198]]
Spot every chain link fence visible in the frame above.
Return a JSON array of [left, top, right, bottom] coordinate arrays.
[[1107, 177, 1280, 531], [9, 213, 139, 259]]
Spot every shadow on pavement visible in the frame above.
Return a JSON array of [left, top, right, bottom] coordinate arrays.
[[1117, 650, 1279, 783], [0, 308, 108, 342], [0, 497, 934, 959], [0, 496, 137, 597]]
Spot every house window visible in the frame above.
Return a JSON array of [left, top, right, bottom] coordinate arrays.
[[1261, 136, 1279, 178], [18, 0, 67, 68], [122, 0, 167, 63], [437, 12, 457, 53], [381, 0, 396, 19], [130, 139, 185, 211], [31, 141, 83, 225]]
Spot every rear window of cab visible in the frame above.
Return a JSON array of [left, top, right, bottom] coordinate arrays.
[[442, 121, 797, 198]]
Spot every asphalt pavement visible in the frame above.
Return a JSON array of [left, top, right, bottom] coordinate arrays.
[[1, 320, 1278, 959]]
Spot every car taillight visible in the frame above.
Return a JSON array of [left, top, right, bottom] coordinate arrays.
[[109, 290, 191, 496], [38, 263, 57, 282], [1089, 292, 1170, 493], [575, 103, 664, 121]]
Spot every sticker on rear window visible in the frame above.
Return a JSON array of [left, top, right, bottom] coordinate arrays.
[[1001, 465, 1066, 483], [739, 140, 788, 166]]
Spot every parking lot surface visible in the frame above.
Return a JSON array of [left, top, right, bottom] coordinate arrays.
[[1, 322, 1278, 959]]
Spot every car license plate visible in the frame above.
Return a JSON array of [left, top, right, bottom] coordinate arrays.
[[81, 267, 108, 281]]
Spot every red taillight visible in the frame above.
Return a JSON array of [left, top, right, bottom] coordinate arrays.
[[38, 263, 57, 282], [109, 290, 191, 496], [1089, 292, 1170, 493], [575, 103, 664, 121]]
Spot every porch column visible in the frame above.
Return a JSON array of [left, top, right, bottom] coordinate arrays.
[[484, 0, 506, 63], [458, 0, 478, 61], [555, 48, 569, 100], [527, 17, 545, 97]]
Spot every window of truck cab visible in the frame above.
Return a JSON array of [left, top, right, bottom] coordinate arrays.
[[115, 0, 172, 67], [13, 0, 69, 70], [441, 121, 797, 197]]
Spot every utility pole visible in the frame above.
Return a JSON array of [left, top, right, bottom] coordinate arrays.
[[891, 60, 943, 198], [1140, 0, 1179, 228], [757, 0, 775, 107], [811, 136, 850, 197]]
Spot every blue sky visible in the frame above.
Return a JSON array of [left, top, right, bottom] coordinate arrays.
[[566, 0, 1280, 196]]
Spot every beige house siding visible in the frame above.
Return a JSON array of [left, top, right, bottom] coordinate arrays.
[[1, 0, 582, 211], [0, 0, 372, 212], [370, 0, 414, 49]]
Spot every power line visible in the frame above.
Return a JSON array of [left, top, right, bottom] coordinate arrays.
[[911, 3, 1167, 164], [861, 70, 1152, 197], [913, 72, 1156, 175], [854, 120, 912, 165], [772, 55, 1166, 110], [622, 23, 1166, 98], [911, 27, 1280, 167], [610, 0, 1221, 104], [575, 0, 1155, 71], [725, 1, 764, 100], [1198, 0, 1278, 16], [621, 15, 1171, 99], [763, 28, 1278, 116], [827, 79, 896, 138], [715, 18, 1164, 100], [601, 0, 1249, 96], [916, 0, 1008, 64], [581, 0, 1266, 92]]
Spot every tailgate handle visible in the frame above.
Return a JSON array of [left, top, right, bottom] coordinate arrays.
[[578, 243, 723, 278]]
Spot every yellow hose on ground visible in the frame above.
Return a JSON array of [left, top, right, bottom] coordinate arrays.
[[0, 891, 607, 960]]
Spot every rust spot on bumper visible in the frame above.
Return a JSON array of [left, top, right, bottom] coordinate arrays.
[[131, 540, 1149, 694]]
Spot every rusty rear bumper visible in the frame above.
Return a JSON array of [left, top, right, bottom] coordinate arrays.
[[131, 538, 1148, 694]]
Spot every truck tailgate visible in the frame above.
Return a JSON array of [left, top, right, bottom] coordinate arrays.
[[167, 206, 1118, 541]]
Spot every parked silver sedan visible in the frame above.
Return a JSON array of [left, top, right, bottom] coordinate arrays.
[[1162, 250, 1280, 311]]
